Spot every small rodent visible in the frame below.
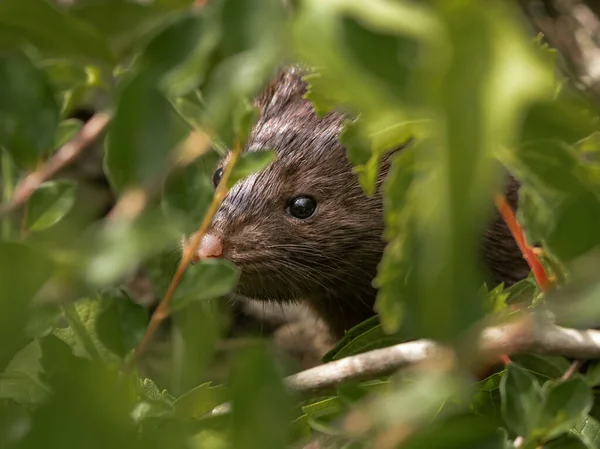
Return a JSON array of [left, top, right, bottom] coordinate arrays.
[[186, 66, 531, 339]]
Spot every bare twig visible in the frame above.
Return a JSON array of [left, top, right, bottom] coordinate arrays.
[[285, 318, 600, 395], [210, 318, 600, 418], [122, 139, 243, 375], [0, 111, 112, 216]]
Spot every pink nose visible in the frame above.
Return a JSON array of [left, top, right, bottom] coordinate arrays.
[[194, 233, 224, 261]]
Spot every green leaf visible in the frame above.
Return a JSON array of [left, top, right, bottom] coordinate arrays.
[[25, 180, 76, 232], [469, 371, 504, 429], [338, 117, 416, 195], [173, 382, 228, 420], [95, 288, 149, 359], [585, 362, 600, 387], [399, 414, 507, 449], [536, 378, 593, 442], [0, 242, 54, 371], [0, 0, 115, 63], [104, 72, 190, 194], [0, 340, 50, 406], [511, 354, 572, 381], [0, 51, 59, 169], [0, 402, 30, 448], [53, 118, 83, 149], [229, 342, 293, 449], [227, 150, 275, 188], [69, 1, 190, 60], [322, 316, 409, 363], [171, 258, 239, 312], [573, 415, 600, 447], [512, 141, 600, 263], [500, 363, 543, 436], [85, 208, 179, 286], [161, 157, 214, 234], [199, 0, 287, 144], [134, 11, 220, 98], [53, 298, 119, 364]]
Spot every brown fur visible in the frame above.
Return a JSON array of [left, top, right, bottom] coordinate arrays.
[[203, 66, 530, 338]]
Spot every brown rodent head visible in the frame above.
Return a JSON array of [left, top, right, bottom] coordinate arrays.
[[189, 66, 392, 337], [186, 66, 531, 338]]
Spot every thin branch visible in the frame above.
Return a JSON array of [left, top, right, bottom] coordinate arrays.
[[285, 318, 600, 395], [0, 111, 112, 216], [122, 139, 243, 375], [494, 194, 552, 292]]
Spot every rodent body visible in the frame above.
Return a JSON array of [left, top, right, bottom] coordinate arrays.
[[190, 66, 531, 339]]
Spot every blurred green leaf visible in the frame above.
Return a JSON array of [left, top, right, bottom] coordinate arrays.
[[95, 288, 149, 359], [20, 359, 144, 449], [174, 382, 228, 420], [400, 414, 506, 449], [500, 363, 543, 437], [0, 340, 50, 406], [227, 150, 275, 188], [53, 118, 83, 149], [104, 72, 190, 193], [0, 401, 31, 448], [0, 0, 115, 63], [171, 258, 239, 311], [373, 145, 419, 333], [544, 434, 595, 449], [0, 242, 54, 371], [0, 51, 59, 169], [85, 209, 179, 286], [338, 117, 416, 195], [161, 158, 214, 234], [69, 0, 190, 59], [536, 378, 593, 442], [200, 0, 287, 144], [230, 343, 293, 449], [134, 11, 219, 98], [171, 300, 223, 395], [25, 180, 76, 232], [573, 416, 600, 447]]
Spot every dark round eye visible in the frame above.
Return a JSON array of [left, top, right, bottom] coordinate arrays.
[[287, 196, 317, 219], [212, 167, 223, 188]]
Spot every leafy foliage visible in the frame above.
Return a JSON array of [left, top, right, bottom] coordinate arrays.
[[2, 0, 600, 448]]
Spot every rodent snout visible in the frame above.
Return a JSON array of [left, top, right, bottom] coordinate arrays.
[[193, 233, 224, 262]]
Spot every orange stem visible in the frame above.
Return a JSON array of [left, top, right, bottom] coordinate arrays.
[[494, 194, 551, 293]]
